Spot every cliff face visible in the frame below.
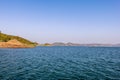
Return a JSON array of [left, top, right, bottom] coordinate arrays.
[[0, 39, 35, 48]]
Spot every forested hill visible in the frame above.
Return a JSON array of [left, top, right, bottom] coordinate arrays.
[[0, 32, 37, 46]]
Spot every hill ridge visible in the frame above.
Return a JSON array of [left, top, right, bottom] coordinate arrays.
[[0, 32, 37, 48]]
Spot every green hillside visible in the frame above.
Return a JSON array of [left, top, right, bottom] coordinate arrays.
[[0, 32, 38, 46]]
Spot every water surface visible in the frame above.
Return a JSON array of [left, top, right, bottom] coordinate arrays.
[[0, 46, 120, 80]]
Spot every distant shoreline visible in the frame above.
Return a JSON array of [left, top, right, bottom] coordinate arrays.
[[39, 42, 120, 47]]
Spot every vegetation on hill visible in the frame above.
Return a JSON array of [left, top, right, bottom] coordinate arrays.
[[0, 32, 38, 46], [43, 43, 51, 46]]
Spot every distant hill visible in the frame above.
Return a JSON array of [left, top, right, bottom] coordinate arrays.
[[52, 42, 66, 46], [50, 42, 120, 47], [51, 42, 80, 46], [0, 32, 38, 48]]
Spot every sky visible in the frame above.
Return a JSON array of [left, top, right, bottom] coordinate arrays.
[[0, 0, 120, 44]]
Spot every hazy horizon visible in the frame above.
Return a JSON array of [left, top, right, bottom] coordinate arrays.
[[0, 0, 120, 44]]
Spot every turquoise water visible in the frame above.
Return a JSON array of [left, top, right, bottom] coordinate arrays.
[[0, 46, 120, 80]]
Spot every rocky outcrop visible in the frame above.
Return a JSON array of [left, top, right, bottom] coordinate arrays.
[[0, 39, 35, 48]]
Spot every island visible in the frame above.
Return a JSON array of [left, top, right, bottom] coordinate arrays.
[[0, 32, 38, 48]]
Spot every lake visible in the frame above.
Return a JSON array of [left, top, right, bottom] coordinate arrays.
[[0, 46, 120, 80]]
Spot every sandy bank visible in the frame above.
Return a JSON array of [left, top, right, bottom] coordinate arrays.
[[0, 39, 35, 48]]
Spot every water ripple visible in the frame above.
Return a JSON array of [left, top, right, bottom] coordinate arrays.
[[0, 47, 120, 80]]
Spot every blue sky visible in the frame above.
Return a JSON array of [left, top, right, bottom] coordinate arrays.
[[0, 0, 120, 44]]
